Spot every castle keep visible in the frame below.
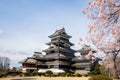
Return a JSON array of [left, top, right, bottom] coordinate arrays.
[[19, 28, 97, 74]]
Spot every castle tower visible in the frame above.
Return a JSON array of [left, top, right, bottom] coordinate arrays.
[[43, 28, 75, 72]]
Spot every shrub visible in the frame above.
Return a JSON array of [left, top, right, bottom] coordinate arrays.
[[88, 72, 94, 76], [6, 71, 22, 76], [22, 72, 30, 76], [84, 74, 89, 77], [45, 70, 53, 77], [90, 64, 101, 75], [75, 73, 82, 77], [0, 73, 6, 78], [70, 74, 75, 77], [66, 73, 71, 77], [89, 75, 113, 80], [31, 72, 38, 76], [60, 73, 66, 77], [52, 74, 57, 77], [37, 72, 43, 76]]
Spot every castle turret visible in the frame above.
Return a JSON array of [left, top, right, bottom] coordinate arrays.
[[72, 44, 96, 74]]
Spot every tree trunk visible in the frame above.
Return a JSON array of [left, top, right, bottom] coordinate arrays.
[[112, 57, 119, 79], [113, 70, 119, 79]]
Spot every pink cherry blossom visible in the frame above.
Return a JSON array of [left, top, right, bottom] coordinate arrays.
[[83, 0, 120, 79]]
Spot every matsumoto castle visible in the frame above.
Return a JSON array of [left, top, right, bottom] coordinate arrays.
[[19, 28, 98, 74]]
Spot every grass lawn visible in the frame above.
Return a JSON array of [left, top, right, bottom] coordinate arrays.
[[0, 76, 90, 80]]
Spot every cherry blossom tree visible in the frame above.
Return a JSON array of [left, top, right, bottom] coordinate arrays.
[[83, 0, 120, 79]]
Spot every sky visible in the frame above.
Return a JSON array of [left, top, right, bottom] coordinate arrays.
[[0, 0, 90, 67]]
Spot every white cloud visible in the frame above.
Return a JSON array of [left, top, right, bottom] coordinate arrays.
[[0, 49, 33, 67], [0, 32, 48, 67]]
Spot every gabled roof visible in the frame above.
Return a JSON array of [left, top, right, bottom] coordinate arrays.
[[31, 52, 45, 59], [77, 44, 91, 53], [19, 57, 37, 64], [19, 58, 26, 63], [33, 52, 43, 57], [19, 52, 45, 64], [48, 28, 71, 38], [77, 44, 96, 53]]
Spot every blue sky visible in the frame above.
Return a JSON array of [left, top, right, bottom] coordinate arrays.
[[0, 0, 89, 67]]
